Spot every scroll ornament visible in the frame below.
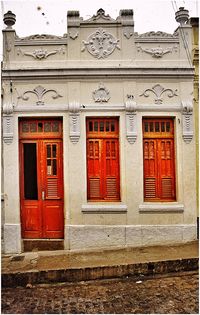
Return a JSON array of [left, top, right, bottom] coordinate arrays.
[[140, 84, 178, 104], [18, 85, 62, 106]]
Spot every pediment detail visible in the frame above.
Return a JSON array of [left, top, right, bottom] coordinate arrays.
[[83, 8, 116, 23]]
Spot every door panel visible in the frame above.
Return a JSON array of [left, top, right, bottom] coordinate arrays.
[[20, 121, 64, 239], [21, 202, 42, 238], [43, 203, 64, 238]]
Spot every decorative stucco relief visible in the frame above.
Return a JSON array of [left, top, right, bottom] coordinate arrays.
[[18, 85, 62, 105], [139, 84, 178, 104], [84, 8, 115, 23], [69, 102, 81, 143], [125, 95, 137, 144], [17, 46, 65, 60], [92, 83, 110, 102], [134, 31, 179, 38], [136, 44, 178, 58], [69, 30, 79, 39], [17, 34, 65, 40], [3, 103, 14, 144], [81, 28, 120, 59], [123, 27, 133, 39], [182, 101, 193, 143]]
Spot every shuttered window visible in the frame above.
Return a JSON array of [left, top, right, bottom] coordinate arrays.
[[87, 118, 120, 201], [143, 118, 176, 201]]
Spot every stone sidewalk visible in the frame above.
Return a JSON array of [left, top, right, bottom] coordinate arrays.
[[2, 241, 199, 287]]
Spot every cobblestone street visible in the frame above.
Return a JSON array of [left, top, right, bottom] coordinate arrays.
[[1, 271, 198, 314]]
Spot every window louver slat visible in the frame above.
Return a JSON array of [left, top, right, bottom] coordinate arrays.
[[47, 178, 58, 198]]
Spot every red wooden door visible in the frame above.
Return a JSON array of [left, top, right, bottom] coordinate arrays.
[[143, 118, 176, 201], [19, 120, 64, 238], [87, 118, 120, 201]]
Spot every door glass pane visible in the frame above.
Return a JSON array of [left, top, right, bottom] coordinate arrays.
[[144, 122, 148, 132], [23, 143, 38, 200], [44, 122, 51, 132], [22, 123, 29, 133], [111, 121, 115, 131], [100, 121, 104, 132], [150, 122, 154, 132], [166, 122, 170, 132], [47, 145, 51, 158], [30, 123, 37, 132], [155, 122, 160, 132], [106, 121, 110, 131], [52, 122, 59, 132], [161, 122, 165, 132], [52, 145, 57, 158], [94, 121, 98, 131], [38, 122, 43, 132], [53, 159, 57, 175], [89, 121, 93, 131]]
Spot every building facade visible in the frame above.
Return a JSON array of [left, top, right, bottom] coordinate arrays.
[[1, 7, 197, 254]]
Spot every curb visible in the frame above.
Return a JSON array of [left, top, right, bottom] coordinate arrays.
[[2, 258, 198, 287]]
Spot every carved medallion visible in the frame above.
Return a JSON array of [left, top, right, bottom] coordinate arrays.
[[92, 83, 110, 102], [81, 28, 120, 59]]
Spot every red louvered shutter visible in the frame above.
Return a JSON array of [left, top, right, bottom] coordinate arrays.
[[143, 139, 157, 199], [143, 118, 176, 201], [87, 118, 120, 201], [159, 139, 176, 199], [104, 139, 120, 200], [87, 139, 102, 200]]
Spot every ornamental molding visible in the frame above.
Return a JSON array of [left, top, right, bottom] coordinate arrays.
[[16, 34, 65, 40], [81, 28, 120, 59], [135, 31, 179, 38], [136, 44, 178, 58], [125, 95, 137, 144], [83, 8, 115, 23], [69, 29, 79, 39], [17, 46, 65, 60], [69, 101, 81, 143], [139, 84, 178, 104], [18, 85, 62, 105], [92, 83, 110, 102], [3, 116, 14, 144], [123, 27, 134, 39], [3, 102, 14, 115], [182, 101, 193, 143]]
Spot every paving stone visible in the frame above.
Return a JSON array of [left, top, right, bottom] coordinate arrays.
[[1, 272, 198, 314]]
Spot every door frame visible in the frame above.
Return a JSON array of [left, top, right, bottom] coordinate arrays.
[[19, 118, 64, 239]]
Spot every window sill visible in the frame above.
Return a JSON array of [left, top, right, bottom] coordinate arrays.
[[82, 203, 127, 214], [139, 203, 184, 213]]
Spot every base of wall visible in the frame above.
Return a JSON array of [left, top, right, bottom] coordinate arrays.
[[4, 224, 22, 254], [3, 223, 197, 254], [66, 224, 197, 250]]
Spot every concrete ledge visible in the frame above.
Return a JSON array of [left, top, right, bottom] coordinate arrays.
[[139, 203, 184, 213], [2, 258, 198, 288], [81, 203, 127, 213]]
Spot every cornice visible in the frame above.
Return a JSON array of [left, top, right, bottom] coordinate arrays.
[[1, 67, 194, 80]]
